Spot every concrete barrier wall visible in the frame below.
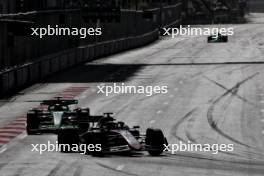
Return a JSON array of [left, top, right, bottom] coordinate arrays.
[[0, 3, 182, 97], [0, 29, 159, 97]]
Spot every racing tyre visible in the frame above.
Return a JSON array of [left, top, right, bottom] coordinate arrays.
[[26, 127, 39, 135], [26, 111, 40, 135], [90, 133, 106, 157], [77, 108, 90, 132], [146, 128, 166, 156], [58, 129, 79, 153]]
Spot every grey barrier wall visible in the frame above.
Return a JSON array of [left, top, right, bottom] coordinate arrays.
[[0, 3, 182, 97]]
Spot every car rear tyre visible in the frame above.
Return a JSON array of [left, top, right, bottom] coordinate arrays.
[[77, 108, 90, 132], [58, 129, 79, 153], [146, 128, 166, 156], [26, 127, 39, 135], [90, 134, 105, 157], [26, 111, 40, 135]]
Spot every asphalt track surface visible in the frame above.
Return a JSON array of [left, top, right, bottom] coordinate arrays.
[[1, 13, 264, 176]]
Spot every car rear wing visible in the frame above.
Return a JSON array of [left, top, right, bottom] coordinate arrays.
[[76, 115, 104, 123], [41, 99, 78, 106], [63, 112, 104, 122]]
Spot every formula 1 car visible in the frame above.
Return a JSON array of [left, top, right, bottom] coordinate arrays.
[[208, 33, 228, 43], [26, 97, 89, 135], [58, 113, 168, 156]]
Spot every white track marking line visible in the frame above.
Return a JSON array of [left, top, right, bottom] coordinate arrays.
[[17, 132, 27, 139], [116, 165, 124, 171], [0, 147, 7, 154]]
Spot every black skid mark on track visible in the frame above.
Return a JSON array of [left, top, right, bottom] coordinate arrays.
[[207, 73, 259, 149], [184, 129, 242, 157], [47, 161, 64, 176], [214, 88, 239, 127], [204, 76, 257, 108], [183, 104, 239, 154], [170, 108, 197, 142], [95, 162, 140, 176]]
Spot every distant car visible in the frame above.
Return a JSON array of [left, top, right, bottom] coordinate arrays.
[[208, 33, 228, 43], [58, 113, 168, 156], [26, 97, 88, 135]]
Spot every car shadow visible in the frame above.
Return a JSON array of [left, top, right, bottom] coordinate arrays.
[[41, 63, 143, 83]]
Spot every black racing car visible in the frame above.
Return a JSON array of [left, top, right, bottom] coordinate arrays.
[[26, 97, 88, 134], [58, 112, 168, 156], [208, 33, 228, 43]]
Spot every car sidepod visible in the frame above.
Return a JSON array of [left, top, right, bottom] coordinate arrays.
[[119, 130, 141, 150]]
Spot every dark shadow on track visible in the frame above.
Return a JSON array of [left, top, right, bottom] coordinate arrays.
[[41, 64, 143, 83], [91, 61, 264, 66], [41, 61, 264, 83]]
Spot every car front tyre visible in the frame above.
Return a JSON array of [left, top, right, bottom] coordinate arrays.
[[146, 128, 166, 156]]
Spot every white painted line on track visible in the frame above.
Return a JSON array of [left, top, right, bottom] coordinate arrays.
[[116, 165, 124, 171], [17, 132, 27, 139], [0, 147, 7, 154]]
